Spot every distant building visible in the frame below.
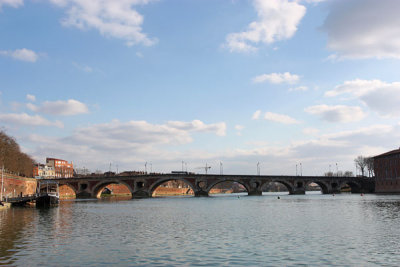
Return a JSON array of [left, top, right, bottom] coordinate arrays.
[[46, 158, 74, 178], [34, 158, 74, 178], [374, 148, 400, 193], [33, 164, 55, 178]]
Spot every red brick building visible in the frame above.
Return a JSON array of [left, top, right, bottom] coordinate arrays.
[[46, 158, 74, 178], [374, 148, 400, 193]]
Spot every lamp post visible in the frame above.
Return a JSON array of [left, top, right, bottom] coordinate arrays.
[[1, 166, 4, 201], [336, 163, 338, 177], [220, 162, 223, 175], [296, 164, 298, 176], [300, 163, 302, 176], [145, 162, 147, 174], [257, 162, 260, 176]]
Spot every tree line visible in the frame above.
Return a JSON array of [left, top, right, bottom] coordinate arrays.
[[354, 155, 374, 177], [0, 130, 35, 177]]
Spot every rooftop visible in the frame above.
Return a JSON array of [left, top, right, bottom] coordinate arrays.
[[374, 148, 400, 159]]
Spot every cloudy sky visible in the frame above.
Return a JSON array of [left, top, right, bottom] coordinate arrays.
[[1, 0, 399, 175]]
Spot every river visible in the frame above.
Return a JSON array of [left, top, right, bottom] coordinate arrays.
[[1, 193, 400, 266]]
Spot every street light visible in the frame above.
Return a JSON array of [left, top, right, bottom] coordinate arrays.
[[300, 163, 302, 176], [1, 166, 4, 201], [336, 163, 338, 177], [257, 162, 260, 176], [220, 162, 223, 175], [145, 162, 147, 174]]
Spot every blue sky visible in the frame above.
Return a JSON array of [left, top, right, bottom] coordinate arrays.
[[1, 0, 400, 175]]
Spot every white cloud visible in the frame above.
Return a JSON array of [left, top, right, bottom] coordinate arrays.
[[253, 72, 300, 84], [305, 104, 365, 123], [27, 99, 89, 116], [23, 118, 400, 175], [302, 127, 319, 135], [225, 0, 306, 52], [235, 125, 244, 131], [166, 120, 226, 137], [289, 85, 308, 91], [26, 94, 36, 102], [0, 113, 63, 128], [0, 0, 23, 9], [50, 0, 157, 47], [325, 79, 400, 117], [25, 119, 227, 169], [235, 125, 244, 136], [264, 112, 300, 124], [322, 0, 400, 59], [252, 110, 261, 120], [72, 62, 93, 73], [0, 48, 39, 62]]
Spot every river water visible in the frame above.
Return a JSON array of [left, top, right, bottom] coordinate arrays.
[[1, 193, 400, 266]]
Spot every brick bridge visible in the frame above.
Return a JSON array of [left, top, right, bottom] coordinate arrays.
[[47, 173, 375, 198]]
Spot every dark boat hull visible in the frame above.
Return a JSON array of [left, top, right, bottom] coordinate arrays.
[[36, 195, 59, 207]]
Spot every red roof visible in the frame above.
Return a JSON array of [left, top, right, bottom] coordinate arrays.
[[374, 148, 400, 158]]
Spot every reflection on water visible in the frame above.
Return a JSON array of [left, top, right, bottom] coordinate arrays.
[[1, 194, 400, 266]]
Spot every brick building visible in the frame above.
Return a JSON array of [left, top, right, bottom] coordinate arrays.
[[374, 148, 400, 193], [34, 158, 74, 178], [46, 158, 74, 178]]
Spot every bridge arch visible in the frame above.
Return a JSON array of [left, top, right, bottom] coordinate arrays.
[[149, 178, 195, 197], [206, 179, 250, 195], [92, 180, 134, 198], [306, 181, 330, 194], [261, 180, 294, 194], [338, 181, 362, 193], [59, 184, 77, 198]]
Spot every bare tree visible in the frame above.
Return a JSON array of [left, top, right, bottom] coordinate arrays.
[[366, 157, 374, 177], [354, 155, 368, 176], [343, 171, 354, 177]]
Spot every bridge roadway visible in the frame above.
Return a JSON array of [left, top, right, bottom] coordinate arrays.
[[48, 173, 375, 198]]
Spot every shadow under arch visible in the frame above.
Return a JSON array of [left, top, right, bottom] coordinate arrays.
[[206, 180, 249, 195], [339, 181, 362, 193], [306, 181, 329, 194], [261, 180, 293, 195], [149, 178, 195, 197], [93, 180, 133, 198]]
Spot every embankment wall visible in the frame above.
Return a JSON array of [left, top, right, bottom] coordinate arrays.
[[0, 171, 37, 199]]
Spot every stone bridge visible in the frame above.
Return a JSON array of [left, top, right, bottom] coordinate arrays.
[[47, 173, 375, 198]]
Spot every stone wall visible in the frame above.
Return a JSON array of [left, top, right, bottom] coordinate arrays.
[[0, 171, 37, 200]]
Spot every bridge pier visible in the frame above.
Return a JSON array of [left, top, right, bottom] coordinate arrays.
[[248, 190, 262, 196], [76, 191, 92, 198], [290, 189, 305, 195], [194, 190, 209, 197], [132, 190, 150, 198]]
